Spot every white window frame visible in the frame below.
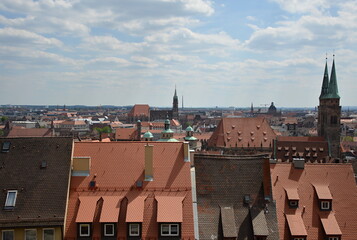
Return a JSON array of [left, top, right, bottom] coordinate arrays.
[[161, 224, 179, 236], [104, 224, 115, 237], [25, 229, 37, 240], [42, 228, 55, 240], [321, 200, 331, 210], [289, 200, 298, 207], [293, 238, 305, 240], [2, 230, 14, 240], [129, 223, 140, 237], [79, 224, 90, 237], [5, 190, 17, 207]]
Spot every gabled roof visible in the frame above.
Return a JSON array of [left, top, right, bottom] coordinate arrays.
[[0, 137, 73, 227], [6, 128, 54, 137], [194, 154, 279, 239], [114, 128, 138, 140], [270, 163, 357, 239], [128, 104, 150, 117], [65, 141, 194, 239], [208, 117, 276, 148]]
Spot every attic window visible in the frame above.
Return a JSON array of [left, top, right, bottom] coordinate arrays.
[[238, 131, 242, 135], [284, 147, 289, 151], [4, 190, 17, 210], [319, 148, 324, 152], [256, 125, 261, 129], [305, 147, 310, 151], [320, 200, 332, 211], [250, 131, 254, 135], [263, 131, 267, 135], [292, 147, 296, 151], [1, 142, 11, 153], [231, 125, 235, 129]]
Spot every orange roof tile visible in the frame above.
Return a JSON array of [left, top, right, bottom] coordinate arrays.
[[286, 214, 307, 236], [208, 117, 276, 148], [155, 196, 185, 222], [99, 196, 123, 223], [285, 187, 299, 200], [76, 196, 100, 222], [115, 128, 137, 140], [126, 196, 146, 222], [270, 163, 357, 240], [128, 104, 150, 117], [314, 184, 333, 200], [321, 213, 342, 235]]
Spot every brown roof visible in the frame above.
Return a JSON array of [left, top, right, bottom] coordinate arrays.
[[275, 136, 329, 163], [6, 128, 53, 137], [65, 141, 194, 239], [0, 137, 73, 227], [321, 213, 342, 235], [128, 104, 150, 117], [114, 128, 138, 140], [286, 214, 307, 236], [100, 196, 123, 223], [270, 163, 357, 240], [208, 117, 276, 148]]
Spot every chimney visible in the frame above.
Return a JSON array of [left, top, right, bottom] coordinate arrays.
[[137, 120, 142, 141], [72, 157, 91, 176], [184, 142, 190, 162], [293, 158, 305, 169], [144, 144, 154, 181]]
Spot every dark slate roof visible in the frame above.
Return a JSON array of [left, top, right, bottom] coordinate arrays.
[[0, 137, 73, 227], [194, 154, 279, 240]]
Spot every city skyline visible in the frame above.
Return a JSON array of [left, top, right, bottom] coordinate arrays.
[[1, 0, 356, 107]]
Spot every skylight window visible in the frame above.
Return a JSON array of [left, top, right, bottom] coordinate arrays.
[[4, 190, 17, 210], [1, 142, 11, 153]]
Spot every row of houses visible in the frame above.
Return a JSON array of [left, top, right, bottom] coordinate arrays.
[[1, 137, 356, 240]]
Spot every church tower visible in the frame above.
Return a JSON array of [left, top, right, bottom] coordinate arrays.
[[317, 57, 341, 158], [172, 87, 179, 119]]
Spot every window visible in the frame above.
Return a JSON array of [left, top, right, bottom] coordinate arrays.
[[25, 229, 37, 240], [161, 224, 179, 236], [79, 224, 90, 237], [129, 223, 140, 237], [321, 200, 331, 210], [2, 230, 14, 240], [293, 238, 305, 240], [4, 190, 17, 209], [328, 237, 339, 240], [1, 142, 11, 153], [104, 224, 115, 237], [43, 229, 54, 240], [289, 200, 299, 208]]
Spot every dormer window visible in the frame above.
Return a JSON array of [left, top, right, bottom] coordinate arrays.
[[289, 200, 299, 208], [328, 237, 340, 240], [4, 190, 17, 210], [320, 200, 332, 211], [285, 188, 299, 209]]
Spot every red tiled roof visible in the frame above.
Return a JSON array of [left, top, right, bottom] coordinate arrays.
[[76, 196, 100, 222], [65, 142, 194, 239], [128, 104, 150, 117], [270, 163, 357, 240], [7, 128, 53, 137], [100, 196, 123, 223], [320, 213, 342, 235], [126, 196, 146, 222], [286, 214, 307, 236], [115, 128, 137, 140], [285, 187, 299, 200], [208, 117, 276, 148], [314, 184, 333, 200], [156, 196, 185, 222]]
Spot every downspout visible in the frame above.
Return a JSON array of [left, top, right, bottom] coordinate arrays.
[[190, 163, 199, 239]]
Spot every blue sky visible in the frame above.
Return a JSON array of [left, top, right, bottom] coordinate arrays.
[[0, 0, 356, 108]]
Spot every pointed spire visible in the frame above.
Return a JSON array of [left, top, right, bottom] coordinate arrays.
[[319, 57, 330, 99], [328, 55, 340, 99], [174, 85, 178, 99]]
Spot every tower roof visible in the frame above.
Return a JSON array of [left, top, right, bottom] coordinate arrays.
[[319, 60, 330, 99], [327, 58, 340, 99], [173, 87, 178, 100]]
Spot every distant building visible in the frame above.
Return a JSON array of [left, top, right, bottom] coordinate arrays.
[[318, 58, 341, 158]]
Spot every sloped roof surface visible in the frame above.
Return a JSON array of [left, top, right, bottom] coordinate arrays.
[[0, 137, 73, 227], [128, 104, 150, 117], [208, 117, 276, 148], [194, 154, 279, 240], [65, 141, 194, 239], [270, 163, 357, 240], [7, 128, 53, 137]]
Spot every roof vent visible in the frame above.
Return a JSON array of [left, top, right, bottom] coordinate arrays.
[[293, 158, 305, 169], [1, 142, 11, 153], [89, 180, 96, 188], [40, 160, 47, 169], [243, 195, 251, 204]]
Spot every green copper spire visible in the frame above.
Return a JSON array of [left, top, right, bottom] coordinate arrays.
[[327, 58, 340, 99], [319, 60, 330, 99]]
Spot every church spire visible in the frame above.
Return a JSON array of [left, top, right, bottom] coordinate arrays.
[[327, 56, 340, 99], [319, 58, 329, 99]]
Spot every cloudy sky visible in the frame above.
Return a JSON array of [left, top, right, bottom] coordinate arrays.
[[0, 0, 356, 108]]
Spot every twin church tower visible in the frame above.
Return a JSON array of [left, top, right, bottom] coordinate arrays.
[[317, 57, 341, 158]]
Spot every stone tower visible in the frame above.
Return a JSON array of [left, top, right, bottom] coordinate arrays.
[[317, 58, 341, 158], [172, 87, 179, 119]]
